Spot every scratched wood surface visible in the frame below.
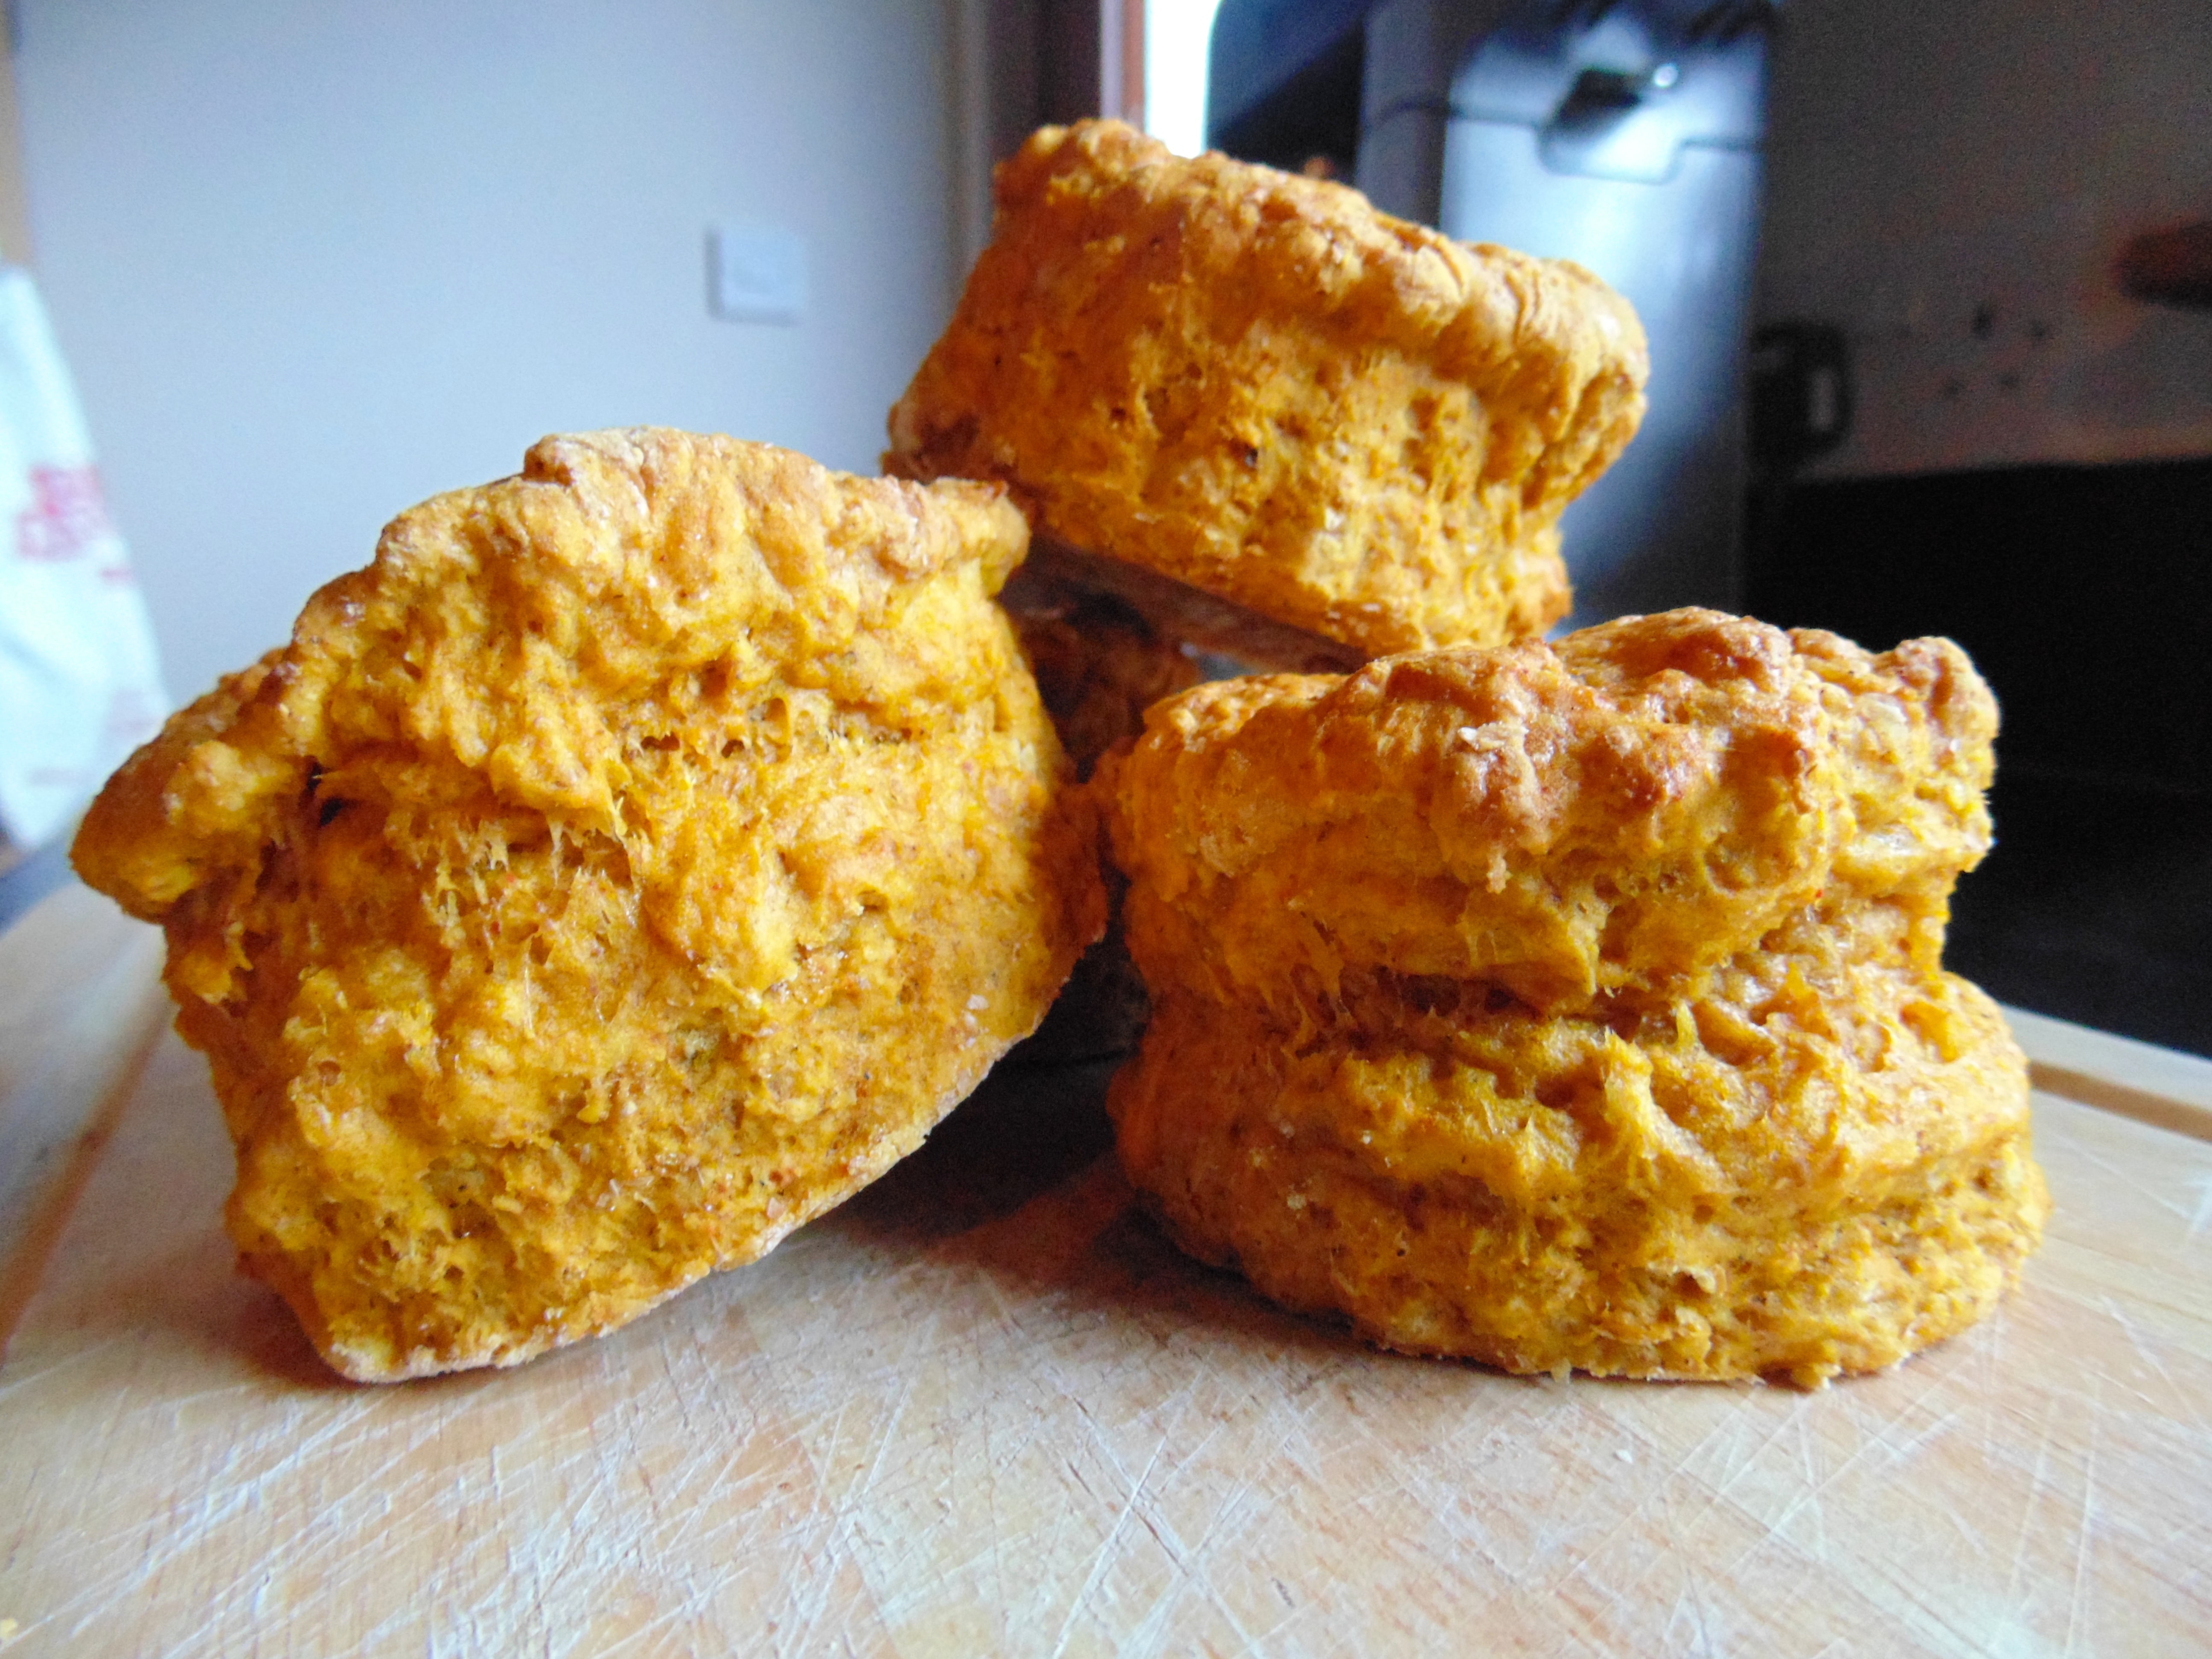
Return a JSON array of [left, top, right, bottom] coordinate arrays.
[[2, 894, 2209, 1657]]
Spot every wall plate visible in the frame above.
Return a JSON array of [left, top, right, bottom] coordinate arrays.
[[707, 224, 806, 325]]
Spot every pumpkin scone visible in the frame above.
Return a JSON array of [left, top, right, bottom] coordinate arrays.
[[886, 119, 1648, 667], [73, 428, 1106, 1380], [1096, 608, 2047, 1386]]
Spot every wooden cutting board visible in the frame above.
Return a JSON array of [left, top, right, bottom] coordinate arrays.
[[3, 885, 2209, 1657]]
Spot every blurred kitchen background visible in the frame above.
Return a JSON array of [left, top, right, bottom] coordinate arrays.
[[0, 0, 2205, 1054]]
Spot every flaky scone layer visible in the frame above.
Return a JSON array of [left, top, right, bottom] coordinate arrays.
[[1110, 931, 2045, 1388], [1101, 609, 1998, 1018], [886, 120, 1647, 658], [1097, 610, 2044, 1384], [75, 429, 1106, 1380]]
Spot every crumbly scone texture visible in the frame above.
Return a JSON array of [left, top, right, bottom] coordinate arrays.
[[1097, 608, 2046, 1385], [1104, 608, 1998, 1016], [885, 119, 1647, 659], [73, 428, 1106, 1381]]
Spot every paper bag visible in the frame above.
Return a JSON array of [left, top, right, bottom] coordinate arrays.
[[0, 266, 167, 857]]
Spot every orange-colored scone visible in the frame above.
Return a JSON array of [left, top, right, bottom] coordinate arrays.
[[1112, 921, 2043, 1388], [73, 429, 1106, 1380], [886, 120, 1647, 660], [1098, 609, 2046, 1385], [1104, 608, 1999, 1017]]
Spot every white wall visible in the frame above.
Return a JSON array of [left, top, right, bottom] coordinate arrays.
[[15, 1, 960, 702]]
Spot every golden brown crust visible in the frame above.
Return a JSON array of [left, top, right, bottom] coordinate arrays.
[[1097, 609, 2043, 1385], [73, 428, 1106, 1380], [1100, 608, 1997, 1018], [886, 120, 1647, 658]]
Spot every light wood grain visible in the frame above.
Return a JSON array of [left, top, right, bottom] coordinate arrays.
[[2005, 1002, 2212, 1142], [0, 882, 165, 1343], [1, 975, 2208, 1655]]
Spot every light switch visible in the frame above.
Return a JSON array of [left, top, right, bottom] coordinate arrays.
[[708, 224, 806, 325]]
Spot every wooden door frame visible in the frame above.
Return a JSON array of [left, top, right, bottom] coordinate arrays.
[[0, 12, 33, 266], [946, 0, 1130, 269]]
